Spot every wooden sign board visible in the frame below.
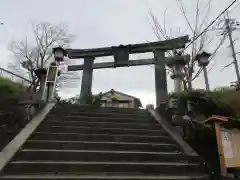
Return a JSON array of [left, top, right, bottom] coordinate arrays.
[[205, 116, 240, 175], [46, 66, 58, 82], [221, 128, 240, 168]]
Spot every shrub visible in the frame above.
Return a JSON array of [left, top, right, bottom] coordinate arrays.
[[171, 89, 235, 117], [170, 89, 236, 176], [0, 77, 30, 149]]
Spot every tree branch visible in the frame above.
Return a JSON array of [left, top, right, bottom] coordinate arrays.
[[175, 0, 195, 33], [9, 22, 74, 91]]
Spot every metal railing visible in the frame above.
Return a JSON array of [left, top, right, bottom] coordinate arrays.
[[0, 67, 31, 86]]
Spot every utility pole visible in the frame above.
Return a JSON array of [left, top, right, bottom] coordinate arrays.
[[224, 16, 240, 84]]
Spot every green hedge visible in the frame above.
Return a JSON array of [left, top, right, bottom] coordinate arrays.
[[170, 89, 235, 117], [0, 77, 29, 149], [0, 77, 27, 99]]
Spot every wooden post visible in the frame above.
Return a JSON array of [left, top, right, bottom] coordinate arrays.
[[45, 65, 58, 102], [79, 57, 94, 105]]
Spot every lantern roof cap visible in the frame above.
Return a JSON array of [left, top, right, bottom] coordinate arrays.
[[53, 47, 67, 56], [195, 51, 211, 60]]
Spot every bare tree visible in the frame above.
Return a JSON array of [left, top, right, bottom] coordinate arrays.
[[149, 0, 225, 90], [9, 22, 74, 91]]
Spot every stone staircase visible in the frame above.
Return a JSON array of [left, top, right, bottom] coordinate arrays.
[[0, 104, 210, 179]]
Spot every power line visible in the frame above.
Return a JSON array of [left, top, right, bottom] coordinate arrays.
[[207, 33, 227, 72], [185, 0, 238, 50], [228, 0, 240, 13]]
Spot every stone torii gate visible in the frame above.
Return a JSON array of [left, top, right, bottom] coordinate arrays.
[[65, 35, 189, 110]]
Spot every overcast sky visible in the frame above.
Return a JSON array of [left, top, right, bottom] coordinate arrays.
[[1, 0, 240, 106]]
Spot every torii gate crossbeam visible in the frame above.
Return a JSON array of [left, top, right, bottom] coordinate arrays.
[[65, 35, 190, 111]]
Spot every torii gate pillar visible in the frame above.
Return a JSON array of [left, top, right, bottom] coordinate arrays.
[[79, 57, 94, 104], [154, 50, 168, 112]]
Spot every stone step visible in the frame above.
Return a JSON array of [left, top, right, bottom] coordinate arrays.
[[42, 120, 161, 130], [47, 112, 150, 120], [0, 105, 209, 180], [14, 149, 199, 163], [35, 125, 167, 136], [30, 132, 175, 144], [52, 105, 147, 113], [3, 161, 202, 175], [24, 140, 178, 152], [50, 108, 149, 116], [51, 109, 151, 116], [0, 174, 210, 180], [46, 115, 155, 124]]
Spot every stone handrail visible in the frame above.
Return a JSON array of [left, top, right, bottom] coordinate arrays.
[[0, 102, 55, 172], [146, 105, 198, 156]]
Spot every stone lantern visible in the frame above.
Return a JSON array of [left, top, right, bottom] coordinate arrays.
[[196, 51, 212, 91], [53, 47, 67, 64], [166, 55, 188, 93], [195, 51, 211, 67]]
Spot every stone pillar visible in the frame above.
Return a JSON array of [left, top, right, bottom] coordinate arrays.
[[203, 66, 210, 91], [174, 78, 182, 93], [154, 50, 168, 113], [39, 75, 45, 100], [79, 57, 94, 105]]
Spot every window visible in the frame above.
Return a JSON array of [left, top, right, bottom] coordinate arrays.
[[119, 104, 124, 108]]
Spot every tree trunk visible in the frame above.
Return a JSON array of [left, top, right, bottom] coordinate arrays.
[[183, 80, 188, 91], [187, 80, 192, 91]]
